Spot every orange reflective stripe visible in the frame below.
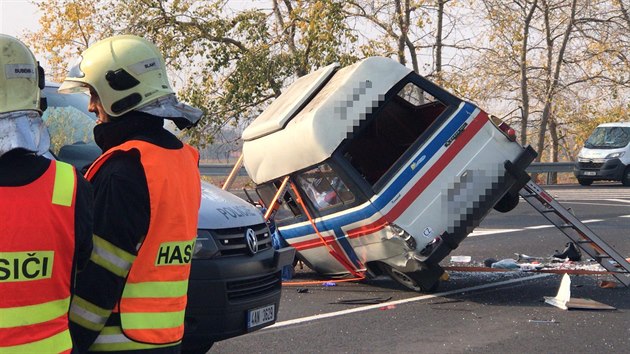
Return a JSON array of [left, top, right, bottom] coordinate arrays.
[[123, 325, 184, 345], [117, 296, 187, 313]]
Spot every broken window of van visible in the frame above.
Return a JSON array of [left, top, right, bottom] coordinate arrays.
[[256, 182, 303, 222], [296, 163, 355, 211], [586, 126, 630, 149], [43, 106, 95, 155], [343, 82, 447, 185]]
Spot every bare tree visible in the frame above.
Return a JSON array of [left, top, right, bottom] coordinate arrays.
[[519, 0, 539, 146], [536, 0, 578, 163]]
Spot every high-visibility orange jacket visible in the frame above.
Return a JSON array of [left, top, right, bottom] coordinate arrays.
[[84, 140, 200, 346], [0, 160, 77, 353]]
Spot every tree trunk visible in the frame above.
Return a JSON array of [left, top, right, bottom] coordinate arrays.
[[394, 0, 407, 65], [519, 0, 537, 147], [535, 0, 578, 162], [549, 116, 559, 184], [435, 0, 444, 83]]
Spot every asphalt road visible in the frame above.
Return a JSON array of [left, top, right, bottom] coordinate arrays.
[[211, 183, 630, 354]]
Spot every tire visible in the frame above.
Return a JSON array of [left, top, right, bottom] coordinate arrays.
[[380, 263, 439, 293], [493, 193, 520, 213], [577, 178, 593, 186], [622, 168, 630, 187]]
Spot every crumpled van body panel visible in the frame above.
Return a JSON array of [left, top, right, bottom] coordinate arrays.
[[244, 57, 535, 290], [274, 103, 531, 275]]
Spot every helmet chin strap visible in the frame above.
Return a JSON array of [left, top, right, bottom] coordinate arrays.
[[0, 111, 51, 157]]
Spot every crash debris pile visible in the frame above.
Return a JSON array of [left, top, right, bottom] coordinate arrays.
[[446, 245, 627, 276]]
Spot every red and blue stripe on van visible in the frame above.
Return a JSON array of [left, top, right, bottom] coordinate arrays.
[[281, 102, 489, 270]]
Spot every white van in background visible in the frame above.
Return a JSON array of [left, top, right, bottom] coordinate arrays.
[[574, 122, 630, 186]]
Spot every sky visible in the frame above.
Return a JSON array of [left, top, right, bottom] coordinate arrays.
[[0, 0, 265, 39], [0, 0, 41, 39]]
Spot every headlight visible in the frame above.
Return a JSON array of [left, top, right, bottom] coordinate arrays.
[[193, 230, 220, 259], [389, 223, 416, 250], [606, 152, 624, 159]]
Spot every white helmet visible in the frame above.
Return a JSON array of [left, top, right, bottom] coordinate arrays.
[[59, 35, 175, 117], [0, 34, 45, 114]]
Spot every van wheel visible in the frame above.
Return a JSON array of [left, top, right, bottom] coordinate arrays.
[[493, 193, 519, 213], [379, 264, 438, 293], [621, 168, 630, 186], [577, 178, 593, 186]]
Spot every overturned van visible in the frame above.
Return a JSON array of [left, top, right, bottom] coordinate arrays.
[[241, 57, 536, 292]]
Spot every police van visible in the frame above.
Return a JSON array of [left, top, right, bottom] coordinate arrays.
[[241, 57, 536, 292], [574, 122, 630, 186], [42, 83, 295, 354]]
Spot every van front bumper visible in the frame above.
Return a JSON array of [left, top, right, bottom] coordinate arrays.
[[573, 158, 626, 181], [182, 247, 295, 351]]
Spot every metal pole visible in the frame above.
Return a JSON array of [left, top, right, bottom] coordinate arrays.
[[222, 154, 244, 191], [263, 176, 290, 221]]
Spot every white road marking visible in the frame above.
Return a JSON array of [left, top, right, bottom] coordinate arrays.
[[471, 218, 605, 238], [606, 199, 630, 204], [524, 225, 555, 230], [581, 219, 604, 223], [545, 188, 630, 201], [559, 201, 630, 207], [268, 274, 551, 329], [469, 229, 521, 237], [620, 215, 630, 218]]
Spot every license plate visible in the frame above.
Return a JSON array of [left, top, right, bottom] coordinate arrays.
[[584, 171, 596, 176], [247, 304, 275, 330]]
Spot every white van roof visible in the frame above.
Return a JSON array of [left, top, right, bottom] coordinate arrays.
[[242, 56, 412, 184], [597, 122, 630, 128]]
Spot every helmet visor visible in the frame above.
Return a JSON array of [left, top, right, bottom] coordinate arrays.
[[58, 80, 89, 94], [58, 56, 89, 94], [66, 56, 85, 79]]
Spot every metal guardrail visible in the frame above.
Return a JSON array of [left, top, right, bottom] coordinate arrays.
[[199, 164, 248, 176], [527, 162, 575, 184], [200, 162, 575, 177], [525, 162, 574, 173]]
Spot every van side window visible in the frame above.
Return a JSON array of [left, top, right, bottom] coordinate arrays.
[[296, 163, 355, 211], [343, 82, 447, 185]]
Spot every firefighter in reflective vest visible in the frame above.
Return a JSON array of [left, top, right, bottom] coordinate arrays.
[[59, 35, 202, 353], [0, 34, 93, 353]]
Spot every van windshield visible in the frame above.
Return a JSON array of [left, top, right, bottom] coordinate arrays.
[[584, 126, 630, 149], [295, 163, 355, 211]]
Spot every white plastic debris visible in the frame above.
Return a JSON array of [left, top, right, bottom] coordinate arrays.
[[450, 255, 472, 263]]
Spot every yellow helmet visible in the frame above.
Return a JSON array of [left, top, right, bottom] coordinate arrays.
[[0, 34, 44, 114], [58, 34, 174, 117]]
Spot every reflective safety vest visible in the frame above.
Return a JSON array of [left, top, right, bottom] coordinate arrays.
[[85, 140, 201, 346], [0, 160, 77, 354]]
